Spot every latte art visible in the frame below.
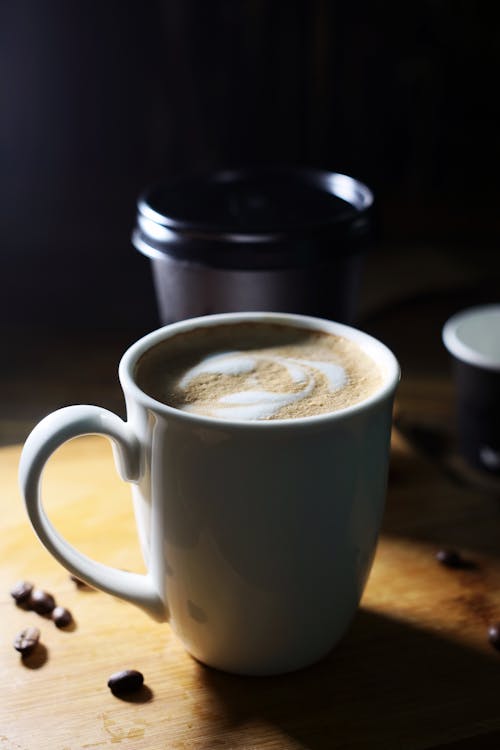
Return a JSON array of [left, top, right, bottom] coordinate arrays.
[[135, 322, 384, 421], [178, 351, 347, 420]]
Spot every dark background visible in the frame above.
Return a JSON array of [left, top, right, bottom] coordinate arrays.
[[2, 0, 500, 335]]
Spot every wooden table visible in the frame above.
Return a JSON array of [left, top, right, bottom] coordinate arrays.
[[3, 373, 500, 750]]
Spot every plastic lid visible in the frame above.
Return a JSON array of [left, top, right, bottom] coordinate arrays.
[[442, 304, 500, 371], [133, 166, 375, 270]]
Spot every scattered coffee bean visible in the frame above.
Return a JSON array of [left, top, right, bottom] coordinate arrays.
[[435, 549, 464, 568], [13, 627, 41, 656], [10, 581, 34, 605], [107, 669, 144, 695], [488, 623, 500, 650], [52, 606, 73, 628], [30, 589, 56, 615], [69, 574, 92, 589]]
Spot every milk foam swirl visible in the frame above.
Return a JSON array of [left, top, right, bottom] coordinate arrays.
[[177, 351, 347, 421]]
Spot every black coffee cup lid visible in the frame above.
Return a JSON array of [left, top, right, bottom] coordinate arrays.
[[133, 166, 374, 270]]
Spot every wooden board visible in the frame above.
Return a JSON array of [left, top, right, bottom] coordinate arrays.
[[3, 379, 500, 749]]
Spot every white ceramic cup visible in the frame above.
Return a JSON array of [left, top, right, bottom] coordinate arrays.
[[19, 312, 399, 675]]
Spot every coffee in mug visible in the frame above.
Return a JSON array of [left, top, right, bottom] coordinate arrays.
[[19, 313, 399, 676], [136, 322, 383, 421]]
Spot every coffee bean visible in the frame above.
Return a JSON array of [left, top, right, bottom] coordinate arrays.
[[69, 574, 92, 590], [107, 670, 144, 695], [13, 627, 41, 656], [436, 549, 464, 568], [488, 623, 500, 650], [10, 581, 34, 605], [52, 606, 73, 628], [30, 589, 56, 615]]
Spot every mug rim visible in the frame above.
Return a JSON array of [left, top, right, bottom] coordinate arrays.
[[119, 312, 400, 429]]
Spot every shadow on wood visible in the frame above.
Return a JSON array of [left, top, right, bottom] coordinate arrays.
[[193, 609, 500, 750]]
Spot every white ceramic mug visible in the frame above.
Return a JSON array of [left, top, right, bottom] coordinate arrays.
[[19, 312, 399, 675]]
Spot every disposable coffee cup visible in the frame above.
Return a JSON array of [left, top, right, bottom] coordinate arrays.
[[132, 166, 375, 325], [442, 304, 500, 473]]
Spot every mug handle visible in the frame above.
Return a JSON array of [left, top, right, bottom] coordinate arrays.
[[19, 405, 166, 622]]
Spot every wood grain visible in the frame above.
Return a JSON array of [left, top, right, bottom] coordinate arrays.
[[2, 378, 500, 750]]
